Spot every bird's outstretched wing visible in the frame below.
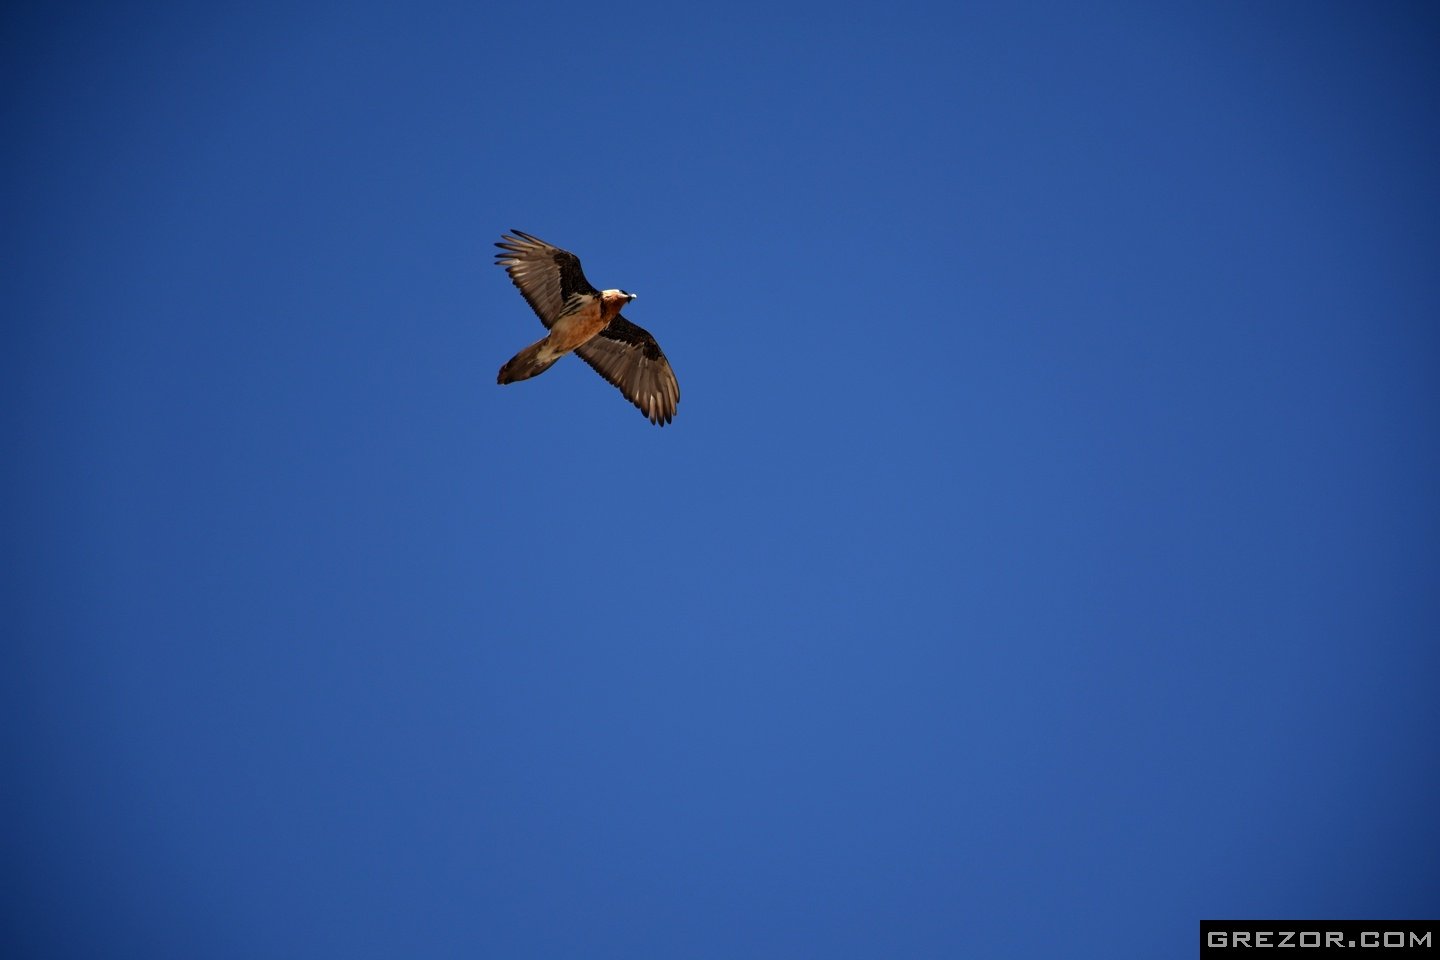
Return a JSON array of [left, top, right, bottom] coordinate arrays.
[[495, 231, 599, 328], [574, 316, 680, 426]]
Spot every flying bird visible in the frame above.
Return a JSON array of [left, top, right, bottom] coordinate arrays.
[[494, 231, 679, 426]]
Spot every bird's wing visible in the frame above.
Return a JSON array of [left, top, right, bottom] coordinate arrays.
[[574, 316, 680, 426], [495, 231, 599, 328]]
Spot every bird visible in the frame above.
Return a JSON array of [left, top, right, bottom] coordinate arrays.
[[494, 230, 679, 426]]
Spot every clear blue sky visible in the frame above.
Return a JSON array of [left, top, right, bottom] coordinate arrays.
[[5, 2, 1438, 957]]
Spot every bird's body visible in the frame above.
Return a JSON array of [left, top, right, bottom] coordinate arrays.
[[495, 290, 628, 384], [494, 231, 679, 425]]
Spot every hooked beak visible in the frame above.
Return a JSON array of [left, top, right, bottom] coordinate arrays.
[[627, 293, 638, 302]]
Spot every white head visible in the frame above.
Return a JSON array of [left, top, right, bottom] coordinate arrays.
[[598, 289, 637, 320]]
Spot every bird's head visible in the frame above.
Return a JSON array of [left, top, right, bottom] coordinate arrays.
[[597, 289, 637, 322]]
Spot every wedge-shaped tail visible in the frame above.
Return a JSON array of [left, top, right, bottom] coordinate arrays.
[[497, 336, 561, 384]]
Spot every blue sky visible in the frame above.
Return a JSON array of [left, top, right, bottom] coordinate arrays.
[[5, 1, 1438, 957]]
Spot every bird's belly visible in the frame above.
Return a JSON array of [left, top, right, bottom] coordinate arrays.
[[549, 302, 608, 353]]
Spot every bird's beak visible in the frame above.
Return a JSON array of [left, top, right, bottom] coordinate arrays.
[[627, 293, 638, 301]]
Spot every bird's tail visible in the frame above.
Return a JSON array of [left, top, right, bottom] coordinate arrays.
[[497, 336, 562, 384]]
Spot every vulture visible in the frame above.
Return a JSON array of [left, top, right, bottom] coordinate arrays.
[[494, 231, 679, 426]]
